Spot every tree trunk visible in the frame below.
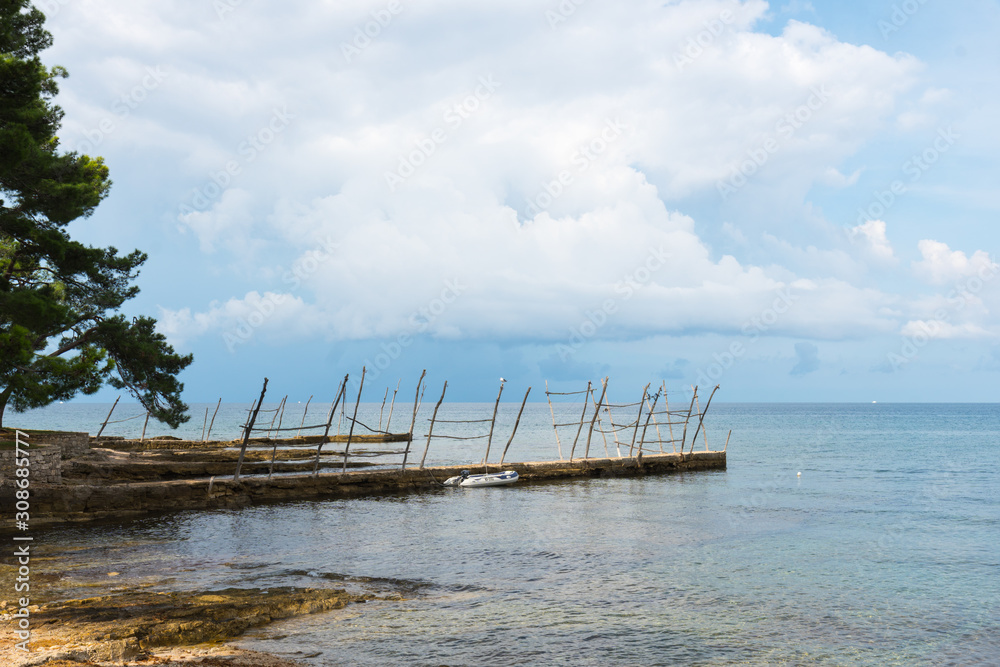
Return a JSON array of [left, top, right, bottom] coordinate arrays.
[[0, 385, 13, 430]]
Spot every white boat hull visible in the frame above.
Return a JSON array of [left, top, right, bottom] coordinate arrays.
[[443, 470, 519, 487]]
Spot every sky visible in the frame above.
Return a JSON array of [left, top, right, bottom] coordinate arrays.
[[35, 0, 1000, 405]]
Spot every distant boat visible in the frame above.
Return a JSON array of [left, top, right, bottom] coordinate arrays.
[[443, 470, 519, 488]]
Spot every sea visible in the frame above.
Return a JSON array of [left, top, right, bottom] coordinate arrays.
[[9, 401, 1000, 665]]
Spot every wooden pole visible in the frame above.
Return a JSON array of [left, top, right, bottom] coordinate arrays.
[[95, 395, 120, 438], [385, 379, 400, 432], [206, 398, 222, 442], [591, 387, 610, 457], [482, 380, 506, 472], [648, 386, 664, 453], [266, 395, 286, 440], [378, 387, 389, 432], [235, 378, 268, 481], [297, 395, 313, 438], [663, 383, 676, 453], [628, 383, 651, 456], [583, 377, 609, 460], [679, 386, 698, 455], [200, 407, 208, 441], [604, 388, 623, 457], [314, 376, 346, 475], [724, 429, 732, 453], [545, 380, 564, 461], [401, 370, 426, 470], [267, 395, 289, 480], [420, 380, 448, 469], [689, 384, 719, 455], [568, 381, 592, 462], [141, 411, 151, 442], [500, 387, 531, 465], [342, 367, 366, 473], [638, 390, 660, 456]]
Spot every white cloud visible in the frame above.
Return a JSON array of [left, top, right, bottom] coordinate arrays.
[[849, 219, 896, 264], [899, 320, 994, 341], [912, 240, 998, 285]]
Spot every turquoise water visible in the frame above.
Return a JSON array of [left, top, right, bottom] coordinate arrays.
[[14, 403, 1000, 665]]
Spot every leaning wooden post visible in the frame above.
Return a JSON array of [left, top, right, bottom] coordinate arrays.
[[206, 398, 222, 442], [385, 379, 400, 432], [648, 387, 665, 453], [724, 429, 732, 453], [200, 408, 208, 441], [568, 381, 592, 461], [628, 383, 651, 456], [604, 388, 624, 457], [401, 370, 426, 470], [141, 411, 151, 442], [266, 395, 287, 440], [679, 386, 698, 455], [420, 380, 448, 469], [583, 377, 609, 460], [663, 383, 677, 453], [638, 390, 660, 455], [342, 367, 367, 473], [591, 386, 611, 457], [500, 387, 531, 465], [95, 395, 121, 439], [267, 394, 289, 480], [314, 376, 346, 476], [297, 395, 313, 438], [545, 380, 564, 460], [378, 387, 389, 431], [482, 380, 506, 472], [688, 384, 719, 455], [235, 378, 268, 481]]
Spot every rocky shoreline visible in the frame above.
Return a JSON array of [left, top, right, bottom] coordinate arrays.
[[2, 585, 404, 666]]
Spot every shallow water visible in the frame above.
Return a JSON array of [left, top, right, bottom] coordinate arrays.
[[16, 403, 1000, 665]]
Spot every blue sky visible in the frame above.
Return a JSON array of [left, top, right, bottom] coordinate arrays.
[[38, 0, 1000, 405]]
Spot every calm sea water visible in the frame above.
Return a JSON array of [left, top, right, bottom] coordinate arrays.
[[12, 402, 1000, 665]]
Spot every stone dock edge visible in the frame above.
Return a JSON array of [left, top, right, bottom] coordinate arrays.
[[2, 450, 726, 528]]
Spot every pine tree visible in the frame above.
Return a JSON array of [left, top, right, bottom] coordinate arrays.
[[0, 1, 191, 428]]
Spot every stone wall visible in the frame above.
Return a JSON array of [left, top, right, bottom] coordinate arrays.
[[36, 431, 90, 459], [0, 445, 62, 486]]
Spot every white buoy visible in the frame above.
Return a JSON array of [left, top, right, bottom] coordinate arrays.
[[797, 471, 802, 476]]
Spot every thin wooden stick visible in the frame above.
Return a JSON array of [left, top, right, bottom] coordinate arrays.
[[569, 381, 592, 461], [545, 380, 564, 460], [206, 398, 222, 442], [297, 395, 313, 437], [482, 380, 506, 472], [96, 396, 120, 438], [500, 387, 531, 465], [679, 386, 697, 454], [420, 380, 448, 469], [650, 384, 664, 453], [604, 387, 623, 457], [591, 386, 610, 457], [689, 384, 719, 455], [628, 383, 651, 456], [385, 379, 400, 432], [401, 370, 427, 470], [378, 387, 389, 431], [638, 390, 660, 455], [235, 378, 268, 481], [267, 395, 289, 480], [314, 377, 346, 475], [141, 411, 151, 442], [342, 367, 366, 473], [663, 383, 676, 453], [200, 407, 208, 441], [583, 377, 609, 459], [724, 429, 732, 453]]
